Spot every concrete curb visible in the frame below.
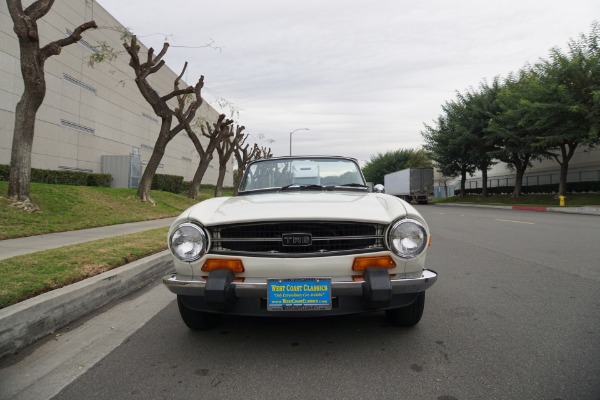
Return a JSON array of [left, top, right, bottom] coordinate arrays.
[[432, 203, 600, 216], [546, 206, 600, 215], [0, 251, 173, 359]]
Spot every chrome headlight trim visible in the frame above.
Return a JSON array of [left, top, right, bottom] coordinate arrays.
[[169, 222, 209, 262], [386, 218, 428, 259]]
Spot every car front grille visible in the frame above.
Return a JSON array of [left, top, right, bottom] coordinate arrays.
[[209, 221, 386, 257]]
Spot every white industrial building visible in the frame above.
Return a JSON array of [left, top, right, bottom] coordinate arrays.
[[0, 0, 231, 187], [433, 146, 600, 198]]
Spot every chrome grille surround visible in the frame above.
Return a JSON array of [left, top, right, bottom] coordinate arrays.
[[208, 221, 386, 257]]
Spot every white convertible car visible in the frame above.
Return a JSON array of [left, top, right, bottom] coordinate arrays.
[[163, 156, 437, 329]]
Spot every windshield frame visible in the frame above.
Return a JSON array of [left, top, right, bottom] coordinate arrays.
[[237, 156, 368, 195]]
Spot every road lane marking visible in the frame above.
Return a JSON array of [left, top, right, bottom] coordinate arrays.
[[495, 219, 535, 225]]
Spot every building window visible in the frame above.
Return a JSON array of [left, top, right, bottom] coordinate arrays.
[[63, 73, 97, 95], [142, 112, 159, 124], [58, 166, 93, 173], [60, 119, 95, 135]]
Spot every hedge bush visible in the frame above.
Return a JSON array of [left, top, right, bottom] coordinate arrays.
[[87, 174, 112, 187], [455, 181, 600, 196], [179, 181, 235, 195], [0, 164, 111, 187], [0, 164, 9, 181], [151, 174, 184, 194]]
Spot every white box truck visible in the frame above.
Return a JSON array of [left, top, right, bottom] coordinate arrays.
[[384, 168, 433, 204]]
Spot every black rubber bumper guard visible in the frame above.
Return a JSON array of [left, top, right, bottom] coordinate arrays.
[[203, 267, 394, 310]]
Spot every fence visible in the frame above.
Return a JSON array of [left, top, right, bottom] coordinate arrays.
[[437, 168, 600, 197]]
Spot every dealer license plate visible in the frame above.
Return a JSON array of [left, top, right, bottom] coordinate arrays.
[[267, 278, 332, 311]]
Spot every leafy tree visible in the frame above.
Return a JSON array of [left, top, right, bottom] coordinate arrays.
[[6, 0, 97, 209], [528, 23, 600, 196], [362, 149, 430, 185], [405, 148, 433, 169], [422, 106, 477, 197], [423, 22, 599, 198], [455, 79, 502, 196], [487, 70, 546, 197]]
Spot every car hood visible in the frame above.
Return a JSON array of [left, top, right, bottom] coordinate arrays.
[[181, 191, 418, 226]]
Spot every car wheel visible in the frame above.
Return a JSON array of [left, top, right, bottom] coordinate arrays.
[[385, 291, 425, 327], [177, 295, 222, 330]]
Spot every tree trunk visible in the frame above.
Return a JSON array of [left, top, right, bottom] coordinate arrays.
[[513, 168, 524, 198], [214, 163, 227, 197], [8, 91, 43, 201], [137, 121, 171, 203], [481, 168, 487, 197], [558, 161, 568, 197], [460, 167, 467, 197], [512, 158, 529, 198], [8, 28, 46, 201], [188, 156, 213, 199], [556, 143, 576, 197], [480, 163, 488, 197]]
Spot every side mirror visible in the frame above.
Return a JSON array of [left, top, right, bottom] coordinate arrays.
[[373, 184, 384, 193]]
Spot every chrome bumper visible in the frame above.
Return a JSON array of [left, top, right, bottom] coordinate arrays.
[[163, 269, 437, 297]]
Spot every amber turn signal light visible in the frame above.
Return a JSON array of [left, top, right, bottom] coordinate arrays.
[[201, 259, 245, 273], [352, 256, 396, 271]]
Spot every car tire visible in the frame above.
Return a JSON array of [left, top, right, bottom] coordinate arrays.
[[177, 295, 222, 330], [385, 291, 425, 327]]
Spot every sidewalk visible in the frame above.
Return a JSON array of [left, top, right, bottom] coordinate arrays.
[[0, 217, 176, 260]]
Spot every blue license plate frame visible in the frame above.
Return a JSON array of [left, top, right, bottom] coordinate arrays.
[[267, 278, 332, 311]]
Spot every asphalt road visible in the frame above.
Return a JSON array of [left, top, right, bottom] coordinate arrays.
[[2, 206, 599, 400]]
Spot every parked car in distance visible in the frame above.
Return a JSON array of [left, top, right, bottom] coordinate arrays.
[[163, 156, 437, 329]]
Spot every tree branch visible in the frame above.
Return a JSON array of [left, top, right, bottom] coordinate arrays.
[[161, 87, 194, 103], [23, 0, 53, 21], [41, 20, 97, 60]]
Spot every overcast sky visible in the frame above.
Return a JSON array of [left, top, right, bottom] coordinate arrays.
[[97, 0, 598, 164]]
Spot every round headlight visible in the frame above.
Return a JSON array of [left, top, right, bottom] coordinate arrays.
[[169, 223, 208, 262], [387, 219, 427, 259]]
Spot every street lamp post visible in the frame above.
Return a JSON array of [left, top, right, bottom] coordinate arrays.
[[289, 128, 309, 156]]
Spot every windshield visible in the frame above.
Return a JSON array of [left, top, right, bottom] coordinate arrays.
[[238, 157, 366, 193]]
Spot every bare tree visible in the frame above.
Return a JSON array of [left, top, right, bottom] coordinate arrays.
[[185, 115, 233, 199], [232, 142, 272, 195], [257, 146, 273, 159], [232, 142, 259, 195], [123, 36, 204, 203], [6, 0, 97, 209], [214, 125, 246, 197]]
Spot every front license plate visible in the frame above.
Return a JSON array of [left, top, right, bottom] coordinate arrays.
[[267, 278, 332, 311]]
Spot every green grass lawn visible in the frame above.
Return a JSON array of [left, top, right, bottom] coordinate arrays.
[[0, 228, 168, 309], [0, 182, 220, 239]]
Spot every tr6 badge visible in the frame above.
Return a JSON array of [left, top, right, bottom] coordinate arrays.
[[281, 233, 312, 246]]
